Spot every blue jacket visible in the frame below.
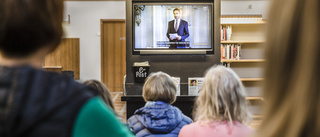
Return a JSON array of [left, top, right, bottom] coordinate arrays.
[[127, 101, 192, 137]]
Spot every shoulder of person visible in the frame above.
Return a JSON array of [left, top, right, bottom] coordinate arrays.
[[169, 106, 192, 124], [3, 66, 101, 137], [30, 67, 99, 103], [127, 114, 146, 135], [72, 97, 135, 137], [181, 19, 188, 23], [178, 122, 197, 137], [127, 115, 139, 125], [12, 65, 97, 97], [182, 122, 197, 129], [229, 122, 255, 136]]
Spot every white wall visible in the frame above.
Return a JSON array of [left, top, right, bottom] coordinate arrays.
[[63, 0, 270, 81], [221, 0, 271, 19], [63, 1, 125, 81]]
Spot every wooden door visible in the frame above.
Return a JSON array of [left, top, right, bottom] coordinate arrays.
[[101, 19, 126, 92]]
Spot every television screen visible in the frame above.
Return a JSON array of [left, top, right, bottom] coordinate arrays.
[[133, 3, 213, 53]]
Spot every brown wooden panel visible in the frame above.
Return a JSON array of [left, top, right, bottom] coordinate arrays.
[[42, 68, 62, 72], [64, 0, 125, 1], [44, 38, 80, 79], [121, 22, 126, 77], [101, 19, 126, 92]]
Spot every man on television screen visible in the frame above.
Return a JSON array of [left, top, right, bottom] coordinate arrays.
[[166, 8, 189, 49]]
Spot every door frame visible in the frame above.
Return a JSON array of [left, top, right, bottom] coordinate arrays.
[[100, 19, 126, 88]]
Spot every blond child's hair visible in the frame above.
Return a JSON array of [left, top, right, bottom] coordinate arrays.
[[193, 65, 251, 124]]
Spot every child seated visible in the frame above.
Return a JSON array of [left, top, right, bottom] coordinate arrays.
[[179, 65, 254, 137], [128, 71, 192, 137], [83, 80, 115, 112]]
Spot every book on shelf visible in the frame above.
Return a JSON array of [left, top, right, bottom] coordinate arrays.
[[220, 25, 232, 41], [226, 44, 230, 60], [231, 45, 234, 60], [237, 44, 241, 60], [221, 43, 241, 60], [220, 26, 223, 41], [226, 25, 232, 41], [221, 44, 225, 60], [223, 26, 226, 41]]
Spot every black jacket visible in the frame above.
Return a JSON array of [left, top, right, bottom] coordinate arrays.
[[0, 65, 98, 137]]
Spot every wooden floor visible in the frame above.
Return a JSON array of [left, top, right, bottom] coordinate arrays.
[[111, 92, 127, 122]]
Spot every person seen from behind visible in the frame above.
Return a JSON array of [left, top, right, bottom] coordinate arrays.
[[83, 79, 116, 112], [127, 71, 192, 137], [0, 0, 134, 137], [254, 0, 320, 137], [179, 65, 254, 137]]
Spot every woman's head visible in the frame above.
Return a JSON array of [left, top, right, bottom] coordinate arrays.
[[143, 71, 177, 104], [258, 0, 320, 136], [0, 0, 64, 58], [193, 65, 250, 124], [83, 80, 115, 111], [190, 80, 196, 86]]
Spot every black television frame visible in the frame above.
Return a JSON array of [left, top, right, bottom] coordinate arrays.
[[124, 0, 221, 119], [130, 1, 215, 55], [124, 0, 221, 92]]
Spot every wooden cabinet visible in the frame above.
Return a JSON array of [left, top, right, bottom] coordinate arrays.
[[43, 38, 80, 79]]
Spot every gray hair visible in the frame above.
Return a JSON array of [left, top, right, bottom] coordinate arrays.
[[143, 71, 177, 104]]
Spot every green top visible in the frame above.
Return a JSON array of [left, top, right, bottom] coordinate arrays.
[[72, 97, 135, 137]]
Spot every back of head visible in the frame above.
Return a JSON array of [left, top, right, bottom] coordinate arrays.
[[0, 0, 63, 58], [258, 0, 320, 136], [83, 80, 115, 111], [143, 71, 177, 104], [193, 65, 250, 124]]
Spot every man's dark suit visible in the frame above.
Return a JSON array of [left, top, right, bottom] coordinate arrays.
[[166, 19, 189, 49]]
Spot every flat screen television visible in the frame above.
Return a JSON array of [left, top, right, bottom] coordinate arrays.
[[132, 2, 214, 54]]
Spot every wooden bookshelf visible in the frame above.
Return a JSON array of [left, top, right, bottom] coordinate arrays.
[[221, 41, 265, 44], [240, 78, 263, 82], [221, 16, 265, 129], [246, 97, 264, 101], [42, 66, 63, 69], [221, 59, 265, 63], [221, 20, 266, 25], [253, 115, 263, 119], [250, 119, 262, 130]]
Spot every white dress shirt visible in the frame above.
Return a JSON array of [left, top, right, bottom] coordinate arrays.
[[174, 18, 181, 32]]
